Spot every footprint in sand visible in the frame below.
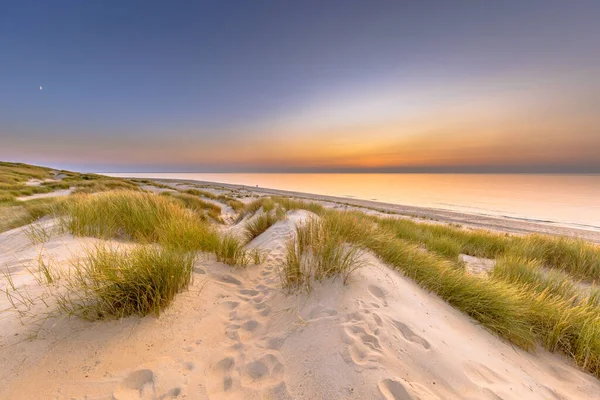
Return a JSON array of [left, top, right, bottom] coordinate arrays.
[[240, 353, 285, 389], [378, 378, 440, 400], [343, 324, 382, 368], [113, 369, 155, 400], [391, 320, 431, 350], [307, 305, 338, 321], [211, 356, 238, 392], [215, 274, 243, 287]]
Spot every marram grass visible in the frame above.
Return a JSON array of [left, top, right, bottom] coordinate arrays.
[[56, 244, 195, 319], [244, 211, 281, 242], [280, 217, 365, 291], [61, 191, 217, 252]]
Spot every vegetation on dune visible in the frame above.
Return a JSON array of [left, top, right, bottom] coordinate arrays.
[[169, 192, 223, 221], [510, 234, 600, 282], [0, 197, 65, 233], [226, 199, 245, 212], [280, 217, 364, 291], [272, 200, 600, 378], [272, 196, 324, 214], [61, 191, 218, 252], [55, 244, 195, 319], [184, 188, 218, 199], [244, 211, 281, 242], [376, 215, 600, 282], [215, 235, 250, 267]]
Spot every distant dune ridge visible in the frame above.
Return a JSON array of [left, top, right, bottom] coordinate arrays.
[[1, 162, 600, 399]]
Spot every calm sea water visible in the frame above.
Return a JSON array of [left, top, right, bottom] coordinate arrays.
[[105, 173, 600, 231]]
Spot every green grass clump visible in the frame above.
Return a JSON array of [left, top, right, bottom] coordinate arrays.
[[378, 217, 509, 259], [62, 191, 217, 251], [0, 197, 64, 233], [273, 196, 324, 215], [70, 178, 139, 194], [227, 199, 245, 212], [157, 214, 219, 252], [215, 235, 249, 267], [57, 244, 195, 319], [171, 192, 222, 221], [0, 162, 53, 184], [183, 188, 218, 200], [492, 255, 582, 301], [281, 217, 364, 291], [242, 198, 267, 216], [509, 235, 600, 282], [0, 192, 16, 203], [244, 212, 281, 242]]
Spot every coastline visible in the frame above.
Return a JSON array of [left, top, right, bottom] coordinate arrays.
[[148, 177, 600, 243]]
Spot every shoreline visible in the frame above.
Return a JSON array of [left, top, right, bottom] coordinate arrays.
[[149, 177, 600, 243]]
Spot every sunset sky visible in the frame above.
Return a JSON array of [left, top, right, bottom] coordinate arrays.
[[1, 1, 599, 172]]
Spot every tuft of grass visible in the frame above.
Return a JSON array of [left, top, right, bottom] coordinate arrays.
[[56, 244, 195, 319], [215, 235, 249, 267], [492, 255, 581, 301], [509, 235, 600, 282], [61, 191, 218, 253], [227, 199, 245, 212], [280, 238, 306, 290], [24, 223, 53, 245], [378, 217, 509, 259], [280, 217, 364, 291], [244, 212, 281, 242], [0, 197, 65, 233], [183, 188, 218, 200], [273, 196, 324, 215], [171, 192, 222, 221], [157, 214, 219, 253]]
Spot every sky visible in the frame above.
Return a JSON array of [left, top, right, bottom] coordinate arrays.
[[1, 0, 599, 173]]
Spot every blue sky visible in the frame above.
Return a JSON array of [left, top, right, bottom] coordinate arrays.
[[1, 1, 599, 172]]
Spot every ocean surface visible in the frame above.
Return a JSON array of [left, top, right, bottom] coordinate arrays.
[[105, 173, 600, 231]]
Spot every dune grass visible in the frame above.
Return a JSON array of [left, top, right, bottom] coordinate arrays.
[[280, 217, 364, 291], [170, 192, 222, 221], [273, 196, 324, 214], [183, 188, 218, 200], [509, 235, 600, 282], [61, 191, 218, 252], [376, 215, 600, 282], [244, 212, 281, 242], [227, 199, 245, 212], [0, 197, 65, 233], [56, 244, 195, 319], [492, 255, 584, 301], [215, 235, 250, 267]]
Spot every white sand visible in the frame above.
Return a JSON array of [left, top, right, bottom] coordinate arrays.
[[1, 211, 599, 399]]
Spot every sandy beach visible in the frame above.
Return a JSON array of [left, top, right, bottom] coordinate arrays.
[[2, 173, 600, 399]]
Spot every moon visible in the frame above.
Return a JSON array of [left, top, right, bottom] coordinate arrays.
[[39, 85, 43, 91]]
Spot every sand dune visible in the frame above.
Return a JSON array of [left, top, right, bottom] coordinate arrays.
[[1, 210, 599, 399]]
